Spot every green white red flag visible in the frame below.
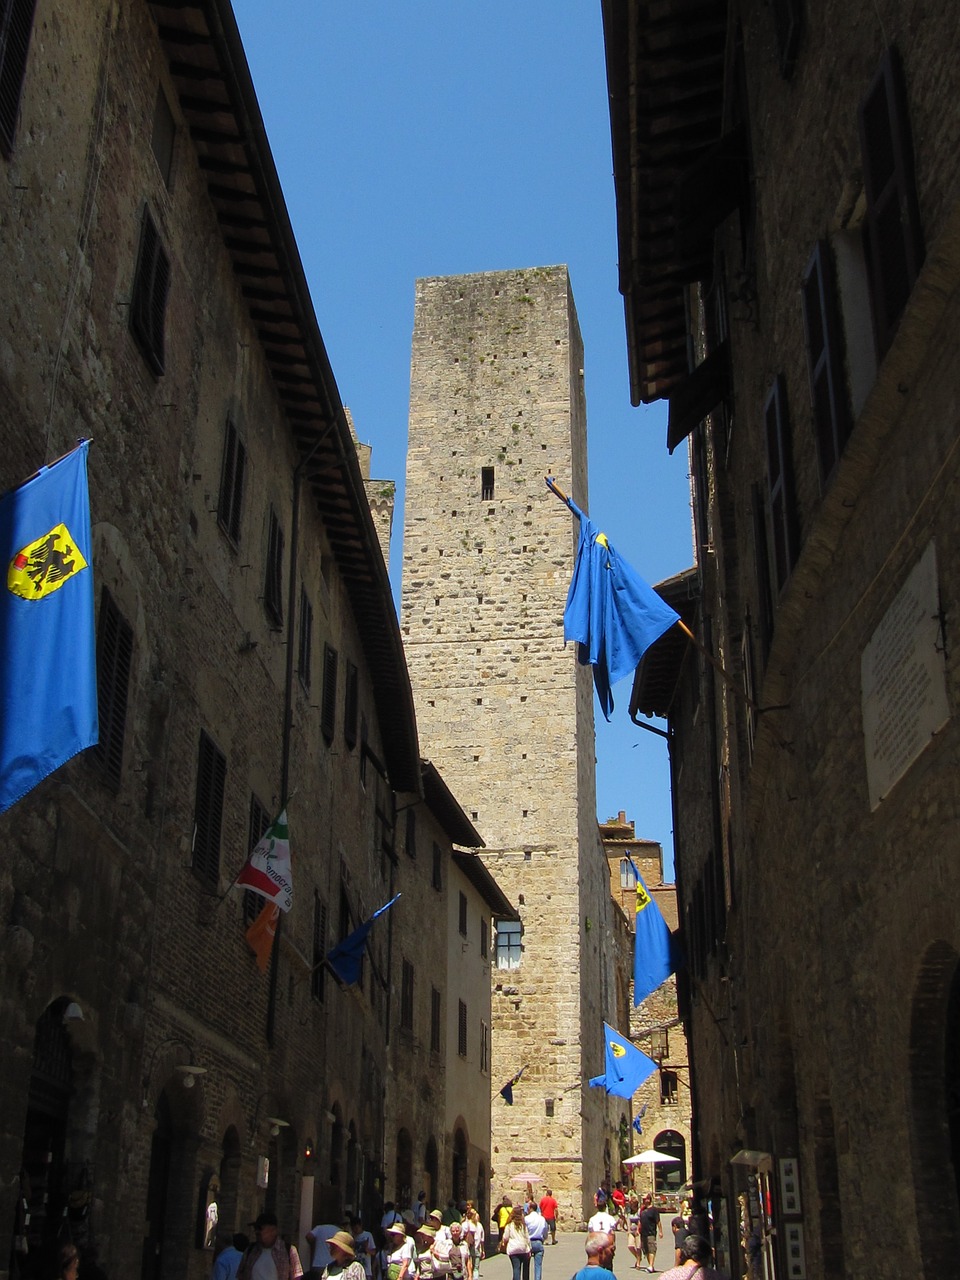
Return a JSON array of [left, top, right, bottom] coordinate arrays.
[[236, 809, 292, 912]]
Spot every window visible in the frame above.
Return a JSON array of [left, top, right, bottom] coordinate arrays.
[[432, 842, 442, 891], [480, 917, 488, 959], [312, 892, 327, 1003], [405, 808, 417, 860], [458, 999, 468, 1057], [458, 891, 468, 937], [401, 959, 414, 1031], [130, 206, 171, 375], [297, 587, 313, 691], [344, 660, 359, 749], [217, 420, 246, 546], [192, 731, 226, 887], [751, 482, 775, 665], [802, 242, 851, 484], [0, 0, 37, 157], [151, 87, 175, 187], [480, 1019, 489, 1073], [858, 46, 924, 358], [481, 467, 495, 500], [321, 644, 338, 744], [359, 714, 368, 787], [619, 858, 637, 890], [763, 375, 799, 594], [770, 0, 803, 78], [430, 986, 441, 1053], [263, 507, 284, 626], [660, 1070, 679, 1106], [243, 794, 270, 926], [94, 587, 133, 788], [495, 919, 522, 970]]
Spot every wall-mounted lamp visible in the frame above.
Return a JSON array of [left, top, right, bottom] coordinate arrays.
[[63, 1001, 84, 1023], [176, 1064, 207, 1089], [268, 1117, 290, 1137]]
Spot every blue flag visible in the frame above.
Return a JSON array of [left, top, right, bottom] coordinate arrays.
[[630, 857, 683, 1005], [326, 893, 400, 986], [499, 1066, 525, 1105], [588, 1023, 658, 1099], [559, 489, 679, 720], [0, 442, 97, 813]]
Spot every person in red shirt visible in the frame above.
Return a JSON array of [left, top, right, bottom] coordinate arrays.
[[537, 1191, 558, 1245], [610, 1185, 626, 1225]]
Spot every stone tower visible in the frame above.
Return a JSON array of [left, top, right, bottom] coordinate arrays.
[[401, 266, 620, 1223]]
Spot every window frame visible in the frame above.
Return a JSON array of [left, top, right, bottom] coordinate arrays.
[[297, 586, 313, 692], [263, 506, 284, 627], [400, 958, 414, 1031], [312, 891, 327, 1003], [458, 998, 468, 1058], [801, 241, 851, 485], [495, 918, 522, 970], [858, 45, 924, 359], [321, 643, 338, 744], [0, 0, 37, 158], [458, 891, 468, 938], [243, 795, 270, 926], [343, 659, 359, 750], [130, 205, 171, 376], [430, 986, 441, 1053], [217, 419, 246, 547], [763, 374, 800, 595], [94, 587, 133, 789]]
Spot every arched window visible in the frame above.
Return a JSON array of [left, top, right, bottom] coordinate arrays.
[[346, 1122, 361, 1212], [424, 1137, 439, 1209]]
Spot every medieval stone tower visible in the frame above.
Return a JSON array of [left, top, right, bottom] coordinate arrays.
[[401, 266, 621, 1223]]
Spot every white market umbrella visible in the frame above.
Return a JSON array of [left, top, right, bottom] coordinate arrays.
[[623, 1149, 681, 1194]]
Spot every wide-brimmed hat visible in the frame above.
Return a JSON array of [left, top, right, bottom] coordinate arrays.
[[428, 1210, 443, 1223], [385, 1224, 407, 1238], [327, 1231, 356, 1258], [416, 1226, 436, 1239]]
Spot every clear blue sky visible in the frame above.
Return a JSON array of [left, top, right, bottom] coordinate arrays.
[[231, 1, 693, 878]]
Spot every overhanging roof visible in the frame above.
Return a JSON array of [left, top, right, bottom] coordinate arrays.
[[601, 0, 728, 406], [451, 851, 517, 921], [150, 2, 421, 792], [629, 566, 700, 717], [421, 759, 484, 850]]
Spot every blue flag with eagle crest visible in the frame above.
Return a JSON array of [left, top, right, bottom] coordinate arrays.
[[588, 1022, 658, 1099]]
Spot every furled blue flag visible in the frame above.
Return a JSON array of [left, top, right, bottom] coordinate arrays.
[[633, 1102, 648, 1135], [326, 893, 400, 986], [630, 856, 684, 1005], [0, 442, 97, 813], [499, 1066, 525, 1105], [556, 483, 679, 720], [588, 1023, 658, 1099]]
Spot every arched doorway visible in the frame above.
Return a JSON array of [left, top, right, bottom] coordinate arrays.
[[140, 1077, 202, 1280], [475, 1161, 486, 1223], [424, 1137, 438, 1210], [346, 1122, 361, 1213], [395, 1130, 413, 1212], [452, 1128, 467, 1203], [16, 999, 76, 1280], [653, 1130, 685, 1193], [219, 1127, 242, 1239]]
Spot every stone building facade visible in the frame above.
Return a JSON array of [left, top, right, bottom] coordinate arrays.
[[605, 1, 960, 1277], [400, 267, 625, 1225], [0, 6, 503, 1280], [600, 816, 692, 1203]]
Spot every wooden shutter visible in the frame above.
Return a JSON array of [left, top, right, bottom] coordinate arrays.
[[264, 508, 284, 625], [311, 892, 327, 1002], [430, 987, 441, 1052], [763, 375, 799, 594], [458, 999, 468, 1057], [297, 587, 313, 690], [217, 421, 246, 545], [858, 46, 924, 357], [0, 0, 37, 157], [243, 795, 270, 925], [193, 731, 226, 886], [130, 208, 170, 375], [801, 241, 850, 484], [321, 644, 338, 743], [95, 588, 133, 787]]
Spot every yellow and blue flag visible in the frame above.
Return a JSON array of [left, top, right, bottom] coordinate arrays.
[[0, 442, 97, 812], [557, 487, 679, 720], [631, 856, 683, 1005], [588, 1023, 658, 1099]]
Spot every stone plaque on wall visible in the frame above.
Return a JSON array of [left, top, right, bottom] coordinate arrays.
[[861, 540, 949, 810]]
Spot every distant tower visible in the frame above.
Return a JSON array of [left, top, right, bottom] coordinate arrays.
[[401, 266, 618, 1222]]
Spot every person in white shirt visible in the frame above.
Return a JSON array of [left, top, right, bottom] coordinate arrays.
[[384, 1223, 415, 1280], [306, 1223, 341, 1277], [349, 1219, 376, 1280], [522, 1209, 547, 1280]]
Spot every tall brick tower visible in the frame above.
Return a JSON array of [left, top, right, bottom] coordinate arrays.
[[401, 267, 619, 1223]]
